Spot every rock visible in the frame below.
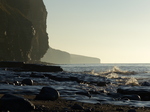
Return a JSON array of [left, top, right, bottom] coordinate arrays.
[[0, 0, 49, 62], [35, 87, 60, 101], [30, 72, 45, 78], [120, 94, 141, 101], [13, 81, 20, 86], [97, 81, 107, 86], [22, 79, 33, 85], [117, 86, 150, 101], [128, 109, 136, 112], [0, 94, 35, 111], [71, 104, 84, 110], [76, 90, 91, 97], [116, 108, 124, 111], [141, 81, 150, 86], [0, 61, 24, 68], [22, 64, 63, 72]]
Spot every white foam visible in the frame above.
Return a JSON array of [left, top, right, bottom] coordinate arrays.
[[125, 77, 139, 86], [106, 73, 119, 78]]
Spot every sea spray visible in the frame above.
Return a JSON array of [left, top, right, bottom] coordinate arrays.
[[106, 73, 119, 79], [125, 77, 139, 86]]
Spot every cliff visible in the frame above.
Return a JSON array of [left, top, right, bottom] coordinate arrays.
[[70, 54, 100, 64], [0, 0, 100, 64], [0, 0, 49, 62], [41, 48, 70, 64], [41, 48, 100, 64]]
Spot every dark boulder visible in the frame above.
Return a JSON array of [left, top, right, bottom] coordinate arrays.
[[0, 94, 35, 111], [141, 81, 150, 86], [0, 61, 24, 68], [117, 86, 150, 101], [120, 94, 141, 101], [22, 79, 33, 85], [97, 81, 107, 86], [22, 64, 63, 72], [71, 103, 84, 110], [35, 87, 60, 101], [128, 109, 136, 112]]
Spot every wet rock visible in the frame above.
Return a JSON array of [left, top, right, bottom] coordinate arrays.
[[0, 94, 35, 111], [76, 90, 91, 97], [128, 109, 136, 112], [22, 64, 63, 72], [120, 94, 141, 101], [117, 86, 150, 101], [97, 81, 107, 86], [35, 87, 60, 101], [0, 61, 24, 68], [71, 103, 84, 110], [30, 72, 45, 78], [141, 81, 150, 86], [107, 93, 122, 98], [116, 108, 124, 111], [22, 79, 33, 85], [13, 81, 20, 86]]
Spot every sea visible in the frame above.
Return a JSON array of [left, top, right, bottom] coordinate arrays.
[[0, 63, 150, 107]]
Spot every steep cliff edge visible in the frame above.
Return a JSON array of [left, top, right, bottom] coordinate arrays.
[[41, 48, 100, 64], [0, 0, 48, 62], [41, 48, 71, 64]]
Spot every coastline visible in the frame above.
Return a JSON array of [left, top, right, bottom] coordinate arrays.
[[0, 62, 150, 111]]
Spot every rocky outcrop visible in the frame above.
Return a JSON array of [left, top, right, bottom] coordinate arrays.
[[41, 47, 71, 64], [70, 54, 100, 64], [0, 0, 48, 62], [41, 48, 100, 64]]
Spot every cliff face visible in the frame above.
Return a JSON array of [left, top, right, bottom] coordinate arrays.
[[41, 48, 100, 64], [41, 48, 71, 64], [0, 0, 49, 62], [70, 54, 100, 64]]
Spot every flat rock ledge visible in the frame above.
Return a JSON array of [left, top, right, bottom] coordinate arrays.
[[0, 61, 63, 72], [117, 86, 150, 101]]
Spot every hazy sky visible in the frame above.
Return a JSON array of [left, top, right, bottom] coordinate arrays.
[[43, 0, 150, 63]]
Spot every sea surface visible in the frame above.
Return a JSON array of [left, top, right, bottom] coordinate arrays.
[[0, 63, 150, 107]]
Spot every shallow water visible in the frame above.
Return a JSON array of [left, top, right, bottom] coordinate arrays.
[[0, 63, 150, 107]]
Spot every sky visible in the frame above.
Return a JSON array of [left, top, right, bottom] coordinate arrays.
[[43, 0, 150, 63]]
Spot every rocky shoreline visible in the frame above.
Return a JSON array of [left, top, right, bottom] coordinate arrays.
[[0, 94, 150, 112], [0, 61, 150, 111]]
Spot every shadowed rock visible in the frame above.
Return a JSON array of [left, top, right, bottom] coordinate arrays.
[[35, 87, 60, 101], [117, 86, 150, 101], [22, 79, 34, 85], [0, 94, 35, 111], [22, 64, 63, 72]]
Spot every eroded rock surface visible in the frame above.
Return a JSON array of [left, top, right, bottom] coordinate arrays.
[[0, 0, 48, 62]]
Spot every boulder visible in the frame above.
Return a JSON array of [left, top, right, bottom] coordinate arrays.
[[120, 94, 141, 101], [97, 81, 107, 86], [71, 104, 84, 110], [0, 61, 24, 68], [117, 86, 150, 101], [22, 64, 63, 72], [22, 79, 33, 85], [141, 81, 150, 86], [0, 94, 35, 111], [35, 87, 60, 101]]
